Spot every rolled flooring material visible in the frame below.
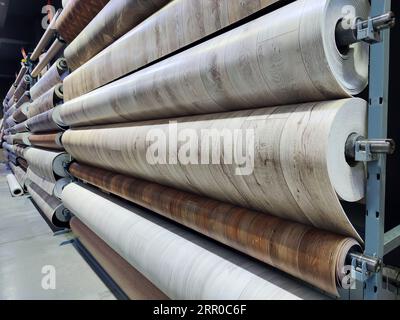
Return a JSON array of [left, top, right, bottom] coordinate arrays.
[[17, 158, 28, 171], [30, 9, 62, 62], [10, 121, 29, 134], [71, 217, 169, 300], [14, 76, 30, 102], [65, 0, 170, 71], [11, 133, 31, 146], [63, 0, 283, 100], [12, 102, 30, 124], [9, 163, 28, 191], [26, 168, 57, 196], [24, 147, 69, 183], [14, 92, 30, 110], [6, 173, 24, 197], [62, 99, 366, 241], [31, 39, 66, 78], [69, 162, 359, 296], [28, 84, 63, 119], [55, 0, 110, 44], [62, 182, 325, 300], [59, 0, 370, 127], [6, 84, 16, 101], [14, 65, 28, 87], [28, 132, 64, 151], [27, 182, 70, 228], [26, 109, 63, 134], [30, 59, 67, 100]]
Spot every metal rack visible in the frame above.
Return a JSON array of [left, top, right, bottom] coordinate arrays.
[[361, 0, 399, 300]]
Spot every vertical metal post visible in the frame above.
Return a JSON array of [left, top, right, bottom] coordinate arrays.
[[364, 0, 391, 300]]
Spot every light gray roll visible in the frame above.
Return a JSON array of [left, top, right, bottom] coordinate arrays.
[[62, 183, 325, 300], [6, 173, 24, 197]]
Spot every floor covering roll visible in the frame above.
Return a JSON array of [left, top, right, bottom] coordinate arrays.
[[28, 84, 63, 119], [65, 0, 170, 71], [6, 173, 24, 197], [55, 0, 110, 44], [63, 0, 283, 100], [30, 59, 68, 100], [9, 163, 28, 191], [69, 162, 359, 296], [26, 109, 63, 134], [27, 182, 70, 228], [28, 132, 64, 151], [11, 103, 30, 124], [71, 217, 169, 300], [62, 183, 325, 300], [62, 99, 366, 241], [58, 0, 369, 127], [31, 39, 66, 78]]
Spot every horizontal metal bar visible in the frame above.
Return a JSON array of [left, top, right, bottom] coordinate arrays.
[[384, 225, 400, 255]]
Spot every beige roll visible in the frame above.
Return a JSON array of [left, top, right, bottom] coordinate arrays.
[[63, 99, 366, 241], [30, 10, 62, 62], [63, 0, 282, 100], [31, 39, 66, 78], [65, 0, 170, 71], [30, 59, 67, 100], [6, 173, 24, 197], [27, 182, 70, 228], [62, 183, 325, 300], [26, 168, 70, 199], [24, 147, 70, 183], [28, 84, 63, 119]]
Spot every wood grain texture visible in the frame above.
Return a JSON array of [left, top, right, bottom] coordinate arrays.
[[13, 77, 30, 103], [70, 162, 359, 296], [30, 59, 67, 101], [71, 217, 169, 300], [62, 182, 325, 300], [12, 103, 30, 124], [27, 182, 69, 228], [6, 84, 16, 101], [55, 0, 110, 44], [10, 121, 28, 134], [63, 0, 283, 100], [24, 147, 69, 182], [10, 133, 31, 146], [31, 39, 66, 78], [65, 0, 171, 71], [28, 133, 64, 151], [28, 84, 63, 119], [62, 0, 368, 105], [26, 109, 62, 134], [14, 92, 30, 110], [62, 99, 366, 241], [17, 158, 28, 171], [26, 168, 56, 196]]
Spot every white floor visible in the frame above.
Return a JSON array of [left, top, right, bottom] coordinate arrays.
[[0, 160, 115, 300]]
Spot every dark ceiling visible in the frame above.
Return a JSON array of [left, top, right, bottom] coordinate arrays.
[[0, 0, 62, 95]]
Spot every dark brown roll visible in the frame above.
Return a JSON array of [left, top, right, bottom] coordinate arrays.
[[17, 158, 28, 171], [55, 0, 110, 43], [69, 162, 359, 296], [71, 217, 168, 300]]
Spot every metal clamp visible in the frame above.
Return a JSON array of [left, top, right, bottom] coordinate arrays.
[[336, 11, 395, 46], [349, 252, 382, 282], [346, 133, 395, 162]]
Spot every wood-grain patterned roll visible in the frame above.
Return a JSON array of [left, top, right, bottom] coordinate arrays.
[[10, 121, 29, 134], [55, 0, 110, 44], [26, 109, 63, 134], [14, 75, 31, 102], [6, 173, 24, 197], [62, 99, 366, 241], [27, 182, 70, 228], [28, 84, 63, 119], [14, 91, 30, 110], [62, 183, 325, 300], [30, 59, 67, 100], [59, 0, 369, 127], [17, 158, 28, 171], [30, 10, 62, 62], [24, 147, 70, 182], [65, 0, 170, 71], [63, 0, 282, 100], [70, 162, 359, 296], [11, 133, 31, 146], [6, 84, 16, 101], [14, 65, 28, 87], [71, 217, 169, 300], [31, 39, 66, 78], [12, 103, 30, 124], [28, 132, 64, 151]]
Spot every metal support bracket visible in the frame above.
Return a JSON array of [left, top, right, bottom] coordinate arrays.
[[357, 12, 395, 44], [354, 139, 395, 162]]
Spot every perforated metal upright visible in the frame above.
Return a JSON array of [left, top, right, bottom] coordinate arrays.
[[364, 0, 391, 300]]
